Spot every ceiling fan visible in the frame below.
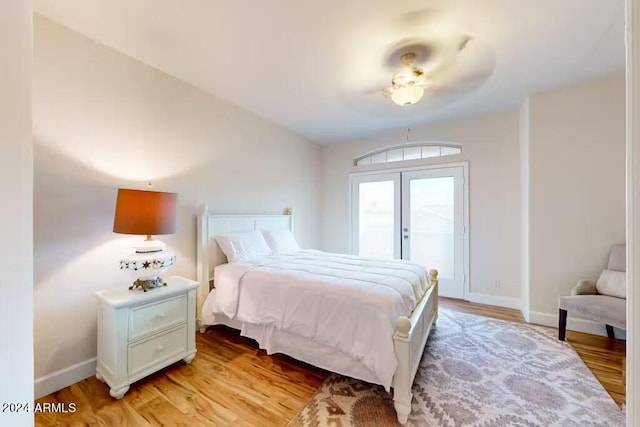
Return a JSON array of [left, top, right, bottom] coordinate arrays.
[[383, 36, 472, 107], [385, 52, 428, 106], [343, 9, 495, 115]]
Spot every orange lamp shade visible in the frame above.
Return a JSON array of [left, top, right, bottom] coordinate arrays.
[[113, 189, 177, 236]]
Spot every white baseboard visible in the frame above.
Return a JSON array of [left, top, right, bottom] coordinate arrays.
[[466, 292, 522, 310], [528, 311, 627, 339], [34, 357, 97, 399]]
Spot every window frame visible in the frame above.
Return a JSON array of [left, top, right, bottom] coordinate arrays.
[[353, 142, 463, 168]]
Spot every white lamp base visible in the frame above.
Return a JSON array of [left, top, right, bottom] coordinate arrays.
[[119, 240, 176, 291]]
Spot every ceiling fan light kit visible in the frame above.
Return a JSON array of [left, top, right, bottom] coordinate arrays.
[[391, 85, 425, 106], [387, 52, 430, 106], [351, 10, 495, 113], [373, 25, 492, 109]]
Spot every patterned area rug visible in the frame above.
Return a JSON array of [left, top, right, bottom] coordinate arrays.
[[289, 309, 624, 427]]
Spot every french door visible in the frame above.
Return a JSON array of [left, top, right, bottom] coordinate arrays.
[[351, 165, 467, 299]]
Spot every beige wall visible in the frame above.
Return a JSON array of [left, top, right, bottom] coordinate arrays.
[[33, 16, 320, 388], [519, 98, 531, 321], [527, 77, 626, 316], [0, 0, 33, 423], [320, 111, 522, 301]]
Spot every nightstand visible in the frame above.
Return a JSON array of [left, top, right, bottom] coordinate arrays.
[[95, 276, 199, 399]]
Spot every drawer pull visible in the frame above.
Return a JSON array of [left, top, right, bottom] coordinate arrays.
[[156, 344, 164, 352]]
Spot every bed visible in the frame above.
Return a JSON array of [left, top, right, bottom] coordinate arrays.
[[196, 208, 438, 424]]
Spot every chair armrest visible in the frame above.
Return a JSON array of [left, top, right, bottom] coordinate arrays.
[[571, 280, 597, 296]]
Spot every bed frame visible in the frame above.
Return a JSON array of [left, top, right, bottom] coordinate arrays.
[[195, 207, 438, 424]]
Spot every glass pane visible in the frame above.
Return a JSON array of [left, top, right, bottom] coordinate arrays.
[[403, 147, 421, 160], [370, 152, 387, 164], [441, 146, 461, 156], [358, 181, 395, 259], [421, 146, 440, 159], [356, 156, 372, 166], [409, 177, 455, 278], [386, 149, 403, 163]]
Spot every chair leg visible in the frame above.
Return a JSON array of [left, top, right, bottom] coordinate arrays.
[[558, 309, 568, 341], [605, 324, 615, 339]]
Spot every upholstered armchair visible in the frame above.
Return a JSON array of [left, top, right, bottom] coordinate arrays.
[[558, 244, 626, 341]]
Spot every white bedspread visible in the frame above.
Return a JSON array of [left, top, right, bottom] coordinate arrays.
[[208, 250, 431, 390]]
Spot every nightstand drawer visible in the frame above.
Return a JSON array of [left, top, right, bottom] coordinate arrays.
[[129, 295, 187, 341], [96, 277, 198, 399], [128, 325, 187, 378]]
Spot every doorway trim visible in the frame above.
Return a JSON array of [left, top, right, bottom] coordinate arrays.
[[349, 161, 470, 300], [626, 0, 638, 422]]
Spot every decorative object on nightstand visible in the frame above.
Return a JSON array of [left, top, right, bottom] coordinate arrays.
[[95, 276, 198, 399], [113, 186, 178, 291]]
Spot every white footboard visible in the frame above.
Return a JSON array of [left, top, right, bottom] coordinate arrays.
[[392, 269, 438, 424]]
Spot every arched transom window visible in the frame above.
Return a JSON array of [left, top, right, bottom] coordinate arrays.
[[354, 143, 462, 167]]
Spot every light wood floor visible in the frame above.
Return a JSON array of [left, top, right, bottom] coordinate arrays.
[[35, 298, 626, 426]]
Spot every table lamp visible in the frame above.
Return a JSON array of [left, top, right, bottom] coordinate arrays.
[[113, 188, 178, 291]]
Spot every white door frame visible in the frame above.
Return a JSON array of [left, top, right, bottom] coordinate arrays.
[[349, 161, 470, 300], [626, 0, 639, 422]]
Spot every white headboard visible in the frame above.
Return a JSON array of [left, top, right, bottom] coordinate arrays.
[[195, 206, 293, 324]]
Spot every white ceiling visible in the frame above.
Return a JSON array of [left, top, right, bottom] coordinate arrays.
[[34, 0, 625, 144]]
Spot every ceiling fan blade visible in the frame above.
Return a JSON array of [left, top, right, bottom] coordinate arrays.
[[458, 34, 472, 51], [381, 6, 474, 74], [343, 13, 494, 114], [383, 33, 472, 75], [425, 63, 494, 106], [428, 74, 489, 100], [356, 85, 392, 96], [429, 37, 495, 84]]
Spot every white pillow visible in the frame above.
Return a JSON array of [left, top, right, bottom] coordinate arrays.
[[215, 231, 272, 263], [262, 229, 301, 254], [596, 269, 626, 299]]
